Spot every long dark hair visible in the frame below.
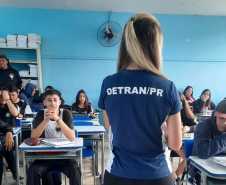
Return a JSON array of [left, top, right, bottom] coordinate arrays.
[[183, 86, 193, 97], [75, 89, 89, 112], [179, 92, 197, 120], [200, 89, 212, 110]]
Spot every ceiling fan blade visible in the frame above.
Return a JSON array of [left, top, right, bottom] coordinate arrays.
[[106, 23, 110, 34], [102, 37, 109, 43], [113, 32, 119, 37]]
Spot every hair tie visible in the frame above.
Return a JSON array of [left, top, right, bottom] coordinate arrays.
[[131, 18, 137, 24]]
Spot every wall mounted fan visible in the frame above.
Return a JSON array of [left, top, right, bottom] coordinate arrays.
[[97, 11, 122, 47]]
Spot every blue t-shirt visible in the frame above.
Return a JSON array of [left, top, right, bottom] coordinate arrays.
[[98, 69, 182, 179]]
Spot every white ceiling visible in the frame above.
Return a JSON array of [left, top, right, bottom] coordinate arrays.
[[0, 0, 226, 16]]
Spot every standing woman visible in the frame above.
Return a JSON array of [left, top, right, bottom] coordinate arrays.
[[98, 13, 182, 185], [183, 86, 195, 106], [192, 89, 216, 114], [71, 89, 96, 118]]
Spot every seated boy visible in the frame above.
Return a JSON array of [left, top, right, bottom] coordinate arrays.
[[27, 89, 81, 185], [189, 99, 226, 185], [0, 119, 14, 185], [0, 87, 19, 181], [8, 85, 33, 118]]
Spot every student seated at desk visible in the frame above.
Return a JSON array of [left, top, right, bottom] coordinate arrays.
[[192, 89, 216, 114], [38, 86, 66, 110], [8, 85, 33, 118], [27, 89, 81, 185], [0, 119, 14, 185], [189, 99, 226, 185], [166, 92, 198, 185], [179, 92, 198, 133], [183, 86, 195, 106], [71, 89, 96, 118], [0, 87, 20, 182], [38, 85, 54, 103], [18, 83, 44, 111]]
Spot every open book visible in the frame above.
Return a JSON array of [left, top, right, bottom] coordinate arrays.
[[40, 138, 75, 148]]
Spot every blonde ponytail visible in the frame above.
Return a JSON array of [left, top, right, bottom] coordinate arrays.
[[117, 13, 169, 81]]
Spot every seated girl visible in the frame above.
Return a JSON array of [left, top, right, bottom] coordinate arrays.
[[192, 89, 216, 114], [183, 86, 195, 106], [179, 92, 198, 132], [71, 89, 96, 118], [165, 92, 198, 184]]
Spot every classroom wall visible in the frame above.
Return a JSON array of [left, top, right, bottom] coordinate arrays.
[[1, 7, 226, 111]]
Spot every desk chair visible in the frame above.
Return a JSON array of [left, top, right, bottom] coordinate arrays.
[[180, 139, 194, 185], [74, 121, 94, 154], [16, 119, 22, 127], [75, 128, 96, 185], [16, 119, 22, 144]]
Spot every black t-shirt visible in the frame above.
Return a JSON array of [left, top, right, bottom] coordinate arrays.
[[0, 119, 13, 134], [14, 99, 34, 118], [0, 67, 22, 90], [0, 104, 17, 127], [33, 109, 74, 138], [71, 103, 92, 113]]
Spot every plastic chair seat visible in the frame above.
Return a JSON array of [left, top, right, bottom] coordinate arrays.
[[83, 148, 95, 158], [84, 141, 93, 147]]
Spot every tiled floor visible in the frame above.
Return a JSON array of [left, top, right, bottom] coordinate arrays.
[[2, 135, 187, 185]]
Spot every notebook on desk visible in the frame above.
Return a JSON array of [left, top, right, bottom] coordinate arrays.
[[40, 138, 75, 148], [213, 156, 226, 167]]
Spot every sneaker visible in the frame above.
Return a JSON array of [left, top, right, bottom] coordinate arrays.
[[174, 177, 180, 185]]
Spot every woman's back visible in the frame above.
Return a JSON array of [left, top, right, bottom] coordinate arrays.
[[99, 69, 181, 179]]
